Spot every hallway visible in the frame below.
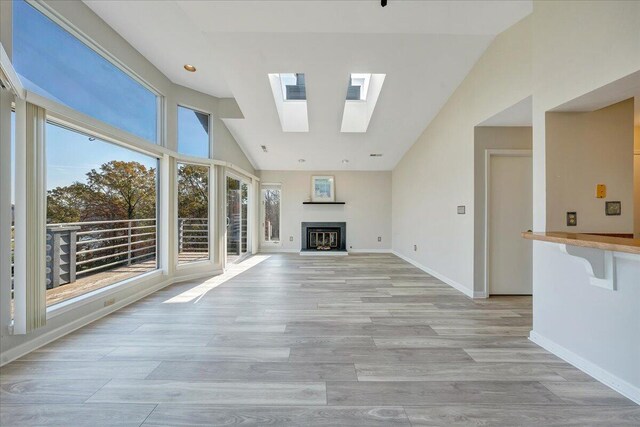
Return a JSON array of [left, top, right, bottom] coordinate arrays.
[[1, 253, 638, 426]]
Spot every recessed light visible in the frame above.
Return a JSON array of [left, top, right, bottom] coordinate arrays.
[[342, 159, 349, 164], [370, 153, 383, 157], [298, 159, 306, 163], [183, 64, 197, 72]]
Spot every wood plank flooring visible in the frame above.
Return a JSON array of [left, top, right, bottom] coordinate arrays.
[[1, 253, 638, 426]]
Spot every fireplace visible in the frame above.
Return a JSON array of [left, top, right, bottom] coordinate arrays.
[[301, 222, 346, 252]]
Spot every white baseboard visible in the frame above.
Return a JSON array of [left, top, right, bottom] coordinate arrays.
[[259, 248, 392, 254], [348, 249, 392, 253], [529, 331, 640, 405], [392, 250, 474, 298], [258, 248, 299, 253], [0, 269, 222, 367]]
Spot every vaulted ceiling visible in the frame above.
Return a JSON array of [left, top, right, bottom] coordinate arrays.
[[84, 0, 532, 170]]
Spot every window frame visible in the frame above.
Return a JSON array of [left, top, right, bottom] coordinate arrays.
[[260, 183, 282, 247], [225, 170, 253, 260], [175, 161, 214, 269], [177, 104, 213, 159], [15, 0, 165, 145], [0, 83, 15, 331], [43, 115, 164, 316]]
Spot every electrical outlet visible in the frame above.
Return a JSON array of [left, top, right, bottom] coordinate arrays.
[[289, 236, 293, 241], [104, 297, 115, 307], [377, 236, 382, 242], [414, 244, 417, 251]]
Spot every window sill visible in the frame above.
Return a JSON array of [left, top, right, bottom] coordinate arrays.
[[176, 258, 214, 270], [46, 269, 164, 319]]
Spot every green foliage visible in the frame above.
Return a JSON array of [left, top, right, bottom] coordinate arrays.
[[47, 161, 157, 223], [47, 161, 211, 224], [178, 164, 209, 219]]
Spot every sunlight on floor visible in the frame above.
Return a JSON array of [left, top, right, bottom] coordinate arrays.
[[162, 255, 271, 304]]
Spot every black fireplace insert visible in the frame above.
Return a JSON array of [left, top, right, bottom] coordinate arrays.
[[301, 222, 346, 252]]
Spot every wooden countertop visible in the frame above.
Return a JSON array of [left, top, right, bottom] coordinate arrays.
[[522, 232, 640, 255]]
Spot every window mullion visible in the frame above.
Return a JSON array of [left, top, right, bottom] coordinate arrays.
[[13, 101, 47, 334]]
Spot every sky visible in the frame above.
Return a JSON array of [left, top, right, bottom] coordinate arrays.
[[10, 0, 209, 198]]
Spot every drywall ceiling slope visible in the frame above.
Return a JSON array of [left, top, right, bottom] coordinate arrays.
[[479, 96, 533, 127], [85, 0, 532, 170]]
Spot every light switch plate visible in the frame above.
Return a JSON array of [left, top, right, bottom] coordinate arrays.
[[457, 205, 466, 214], [596, 184, 606, 199], [289, 236, 293, 241]]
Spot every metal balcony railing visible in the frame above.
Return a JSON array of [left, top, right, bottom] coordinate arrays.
[[40, 218, 207, 289]]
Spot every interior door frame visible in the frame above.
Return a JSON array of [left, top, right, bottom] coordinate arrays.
[[484, 149, 533, 297]]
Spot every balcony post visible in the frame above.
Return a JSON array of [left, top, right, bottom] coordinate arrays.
[[178, 219, 184, 253], [46, 225, 80, 289], [127, 220, 132, 266]]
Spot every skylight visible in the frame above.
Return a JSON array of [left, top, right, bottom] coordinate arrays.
[[268, 73, 309, 132], [279, 73, 306, 101], [347, 73, 371, 101], [341, 73, 385, 133]]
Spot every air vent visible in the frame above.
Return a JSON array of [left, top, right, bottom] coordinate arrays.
[[370, 153, 383, 157], [261, 145, 268, 153]]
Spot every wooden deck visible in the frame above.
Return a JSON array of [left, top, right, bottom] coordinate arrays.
[[46, 253, 209, 307], [2, 253, 638, 426]]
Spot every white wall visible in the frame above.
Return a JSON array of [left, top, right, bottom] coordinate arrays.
[[258, 171, 391, 252], [546, 99, 635, 233], [474, 127, 533, 294], [531, 0, 640, 402], [393, 0, 640, 402], [392, 17, 532, 295]]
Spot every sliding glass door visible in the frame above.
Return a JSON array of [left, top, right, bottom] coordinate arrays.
[[226, 175, 250, 264]]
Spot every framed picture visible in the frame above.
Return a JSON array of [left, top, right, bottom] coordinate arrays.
[[311, 176, 335, 202], [605, 201, 621, 216]]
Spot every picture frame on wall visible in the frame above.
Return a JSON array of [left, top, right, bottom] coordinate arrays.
[[311, 175, 335, 202]]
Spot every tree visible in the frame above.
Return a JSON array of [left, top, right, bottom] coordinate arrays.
[[47, 161, 156, 223], [177, 164, 209, 219], [263, 189, 280, 240], [86, 161, 156, 220]]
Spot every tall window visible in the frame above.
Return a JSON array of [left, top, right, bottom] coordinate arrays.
[[178, 106, 210, 158], [45, 122, 159, 306], [177, 164, 210, 264], [13, 1, 158, 142], [262, 185, 281, 243]]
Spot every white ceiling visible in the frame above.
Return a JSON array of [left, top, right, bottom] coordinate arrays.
[[84, 0, 532, 170], [551, 70, 640, 126]]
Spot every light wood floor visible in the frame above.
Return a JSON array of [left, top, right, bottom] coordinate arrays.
[[1, 253, 638, 426]]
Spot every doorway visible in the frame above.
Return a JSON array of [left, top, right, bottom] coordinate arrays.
[[226, 175, 249, 264], [486, 150, 533, 295]]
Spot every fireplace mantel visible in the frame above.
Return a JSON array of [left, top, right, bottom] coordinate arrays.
[[302, 202, 345, 205]]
